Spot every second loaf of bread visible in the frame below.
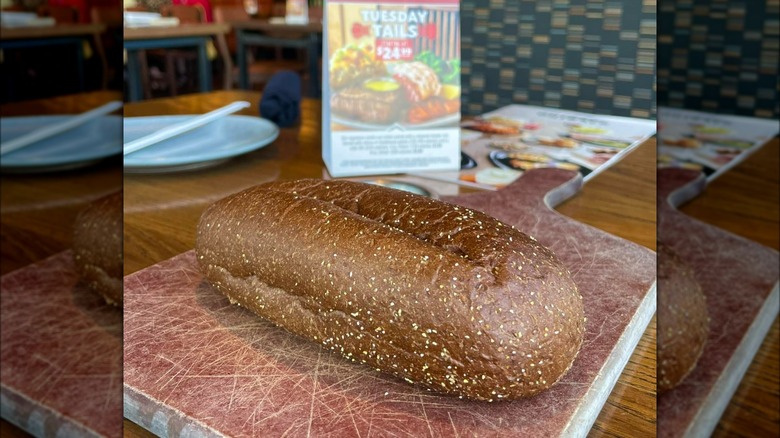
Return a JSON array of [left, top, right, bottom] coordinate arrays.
[[73, 190, 123, 306], [195, 179, 585, 401]]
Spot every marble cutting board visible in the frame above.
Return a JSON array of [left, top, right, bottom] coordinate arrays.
[[657, 168, 780, 438], [123, 168, 657, 437], [0, 251, 123, 438]]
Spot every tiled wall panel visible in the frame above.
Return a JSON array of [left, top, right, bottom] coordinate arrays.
[[657, 0, 779, 118], [461, 0, 657, 119]]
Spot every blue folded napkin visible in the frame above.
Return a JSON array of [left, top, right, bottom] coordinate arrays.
[[259, 71, 302, 128]]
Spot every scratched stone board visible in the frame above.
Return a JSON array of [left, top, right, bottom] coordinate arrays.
[[0, 251, 123, 438], [657, 168, 780, 438], [123, 168, 656, 437]]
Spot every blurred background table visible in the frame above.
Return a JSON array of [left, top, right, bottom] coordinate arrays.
[[0, 23, 108, 97], [232, 20, 322, 97], [122, 90, 656, 437], [123, 23, 231, 101]]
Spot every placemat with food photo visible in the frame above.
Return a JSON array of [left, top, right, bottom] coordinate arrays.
[[439, 105, 657, 188], [657, 107, 779, 180]]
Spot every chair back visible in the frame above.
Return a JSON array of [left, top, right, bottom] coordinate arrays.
[[212, 5, 249, 23], [161, 4, 205, 24], [37, 4, 79, 24], [90, 6, 123, 26], [271, 1, 286, 17], [308, 5, 322, 21], [212, 5, 249, 54]]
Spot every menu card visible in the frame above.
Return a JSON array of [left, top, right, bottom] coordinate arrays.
[[322, 0, 461, 177], [410, 104, 657, 189], [657, 107, 780, 180]]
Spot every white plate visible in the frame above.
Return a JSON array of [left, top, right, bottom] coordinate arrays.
[[0, 115, 122, 173], [1, 16, 55, 28], [1, 12, 44, 27], [123, 115, 279, 173], [123, 11, 161, 24]]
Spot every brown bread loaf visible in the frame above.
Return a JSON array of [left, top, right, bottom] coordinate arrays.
[[73, 191, 123, 306], [195, 179, 585, 401], [657, 243, 709, 394]]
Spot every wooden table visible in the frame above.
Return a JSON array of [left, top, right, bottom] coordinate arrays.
[[0, 23, 106, 40], [123, 24, 232, 102], [122, 90, 656, 437], [232, 20, 322, 97], [0, 89, 773, 437], [0, 23, 109, 93], [0, 91, 123, 437]]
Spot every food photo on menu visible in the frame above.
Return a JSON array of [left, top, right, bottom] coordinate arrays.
[[657, 106, 780, 179], [412, 104, 657, 189], [329, 46, 460, 126]]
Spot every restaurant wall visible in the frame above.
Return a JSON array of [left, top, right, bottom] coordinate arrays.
[[459, 0, 657, 119], [209, 0, 243, 8], [657, 0, 780, 119]]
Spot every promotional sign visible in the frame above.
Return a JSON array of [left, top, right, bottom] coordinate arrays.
[[322, 0, 461, 177]]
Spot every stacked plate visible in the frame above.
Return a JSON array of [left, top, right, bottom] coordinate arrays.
[[123, 115, 279, 173], [123, 12, 179, 28], [0, 11, 55, 28]]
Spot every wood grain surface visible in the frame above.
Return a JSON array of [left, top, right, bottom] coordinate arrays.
[[230, 19, 323, 33], [122, 23, 230, 40], [0, 23, 106, 40], [0, 91, 123, 276], [122, 90, 657, 437]]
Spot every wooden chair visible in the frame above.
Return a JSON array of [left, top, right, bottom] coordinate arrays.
[[37, 4, 79, 24], [90, 6, 123, 89], [212, 5, 248, 54], [160, 4, 205, 24], [123, 5, 157, 99], [308, 5, 322, 22], [271, 1, 285, 17], [212, 4, 306, 92], [91, 5, 123, 25], [155, 4, 207, 96]]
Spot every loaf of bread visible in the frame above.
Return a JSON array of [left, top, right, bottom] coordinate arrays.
[[657, 243, 709, 393], [196, 179, 585, 401], [73, 191, 123, 306]]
